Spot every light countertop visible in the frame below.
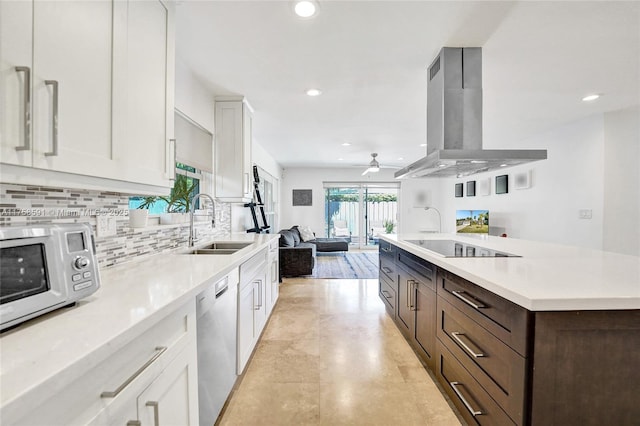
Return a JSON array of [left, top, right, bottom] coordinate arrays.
[[381, 233, 640, 312], [0, 233, 279, 415]]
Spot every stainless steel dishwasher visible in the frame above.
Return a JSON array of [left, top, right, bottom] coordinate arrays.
[[196, 268, 239, 426]]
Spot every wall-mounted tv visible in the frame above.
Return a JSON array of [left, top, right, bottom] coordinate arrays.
[[456, 210, 489, 234]]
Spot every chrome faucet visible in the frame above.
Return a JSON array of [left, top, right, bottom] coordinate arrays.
[[189, 193, 216, 247]]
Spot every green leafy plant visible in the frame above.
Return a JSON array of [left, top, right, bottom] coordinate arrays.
[[383, 220, 395, 234], [160, 174, 198, 213], [136, 196, 158, 210]]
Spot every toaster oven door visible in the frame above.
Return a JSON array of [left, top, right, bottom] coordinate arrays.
[[0, 237, 68, 328]]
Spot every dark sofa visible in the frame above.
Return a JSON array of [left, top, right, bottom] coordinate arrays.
[[279, 227, 316, 277], [278, 226, 351, 277]]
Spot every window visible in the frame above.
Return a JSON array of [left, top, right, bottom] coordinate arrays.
[[128, 163, 202, 214]]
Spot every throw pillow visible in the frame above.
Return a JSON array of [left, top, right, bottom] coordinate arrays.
[[289, 226, 301, 245], [279, 230, 295, 247], [298, 225, 315, 242]]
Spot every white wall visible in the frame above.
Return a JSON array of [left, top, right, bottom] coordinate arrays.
[[279, 167, 397, 234], [401, 114, 607, 250], [603, 106, 640, 256]]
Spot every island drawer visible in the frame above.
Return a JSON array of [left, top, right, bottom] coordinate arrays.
[[436, 340, 516, 426], [437, 297, 526, 423], [379, 274, 396, 316], [397, 249, 435, 291], [379, 240, 397, 259], [438, 270, 530, 356], [379, 255, 397, 284]]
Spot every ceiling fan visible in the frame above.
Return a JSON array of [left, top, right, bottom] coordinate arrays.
[[362, 153, 381, 175]]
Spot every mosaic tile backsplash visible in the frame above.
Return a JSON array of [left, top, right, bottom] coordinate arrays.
[[0, 183, 232, 268]]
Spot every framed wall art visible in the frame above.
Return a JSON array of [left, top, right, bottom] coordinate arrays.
[[455, 183, 464, 198], [466, 180, 476, 197], [478, 178, 490, 196], [292, 189, 313, 206], [496, 175, 509, 194], [514, 171, 531, 190]]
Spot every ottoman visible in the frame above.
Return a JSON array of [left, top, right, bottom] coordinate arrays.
[[312, 238, 349, 253]]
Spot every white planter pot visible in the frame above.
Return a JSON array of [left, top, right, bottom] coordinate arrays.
[[128, 209, 148, 228], [160, 213, 189, 225]]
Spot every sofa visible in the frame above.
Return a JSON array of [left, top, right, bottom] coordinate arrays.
[[279, 227, 317, 277], [278, 226, 350, 277]]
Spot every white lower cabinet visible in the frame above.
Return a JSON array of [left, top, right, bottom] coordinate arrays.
[[6, 300, 199, 426], [265, 239, 279, 316], [237, 249, 268, 374]]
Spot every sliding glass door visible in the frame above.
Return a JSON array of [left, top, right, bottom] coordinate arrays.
[[324, 183, 399, 249]]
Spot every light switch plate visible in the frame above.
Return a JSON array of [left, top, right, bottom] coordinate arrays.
[[96, 215, 117, 237], [578, 209, 593, 219]]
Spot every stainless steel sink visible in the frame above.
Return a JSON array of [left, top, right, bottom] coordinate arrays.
[[198, 242, 252, 250], [183, 241, 252, 255]]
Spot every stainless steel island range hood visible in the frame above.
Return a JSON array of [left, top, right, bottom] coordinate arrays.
[[395, 47, 547, 179]]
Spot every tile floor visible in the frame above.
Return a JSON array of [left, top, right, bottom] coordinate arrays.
[[218, 277, 464, 426]]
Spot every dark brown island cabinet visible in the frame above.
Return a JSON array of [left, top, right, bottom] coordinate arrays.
[[378, 240, 640, 426]]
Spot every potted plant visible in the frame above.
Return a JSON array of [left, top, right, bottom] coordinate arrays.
[[383, 219, 395, 234], [159, 175, 198, 224], [128, 196, 157, 228]]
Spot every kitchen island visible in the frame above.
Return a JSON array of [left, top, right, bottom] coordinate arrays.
[[378, 233, 639, 426], [0, 233, 280, 426]]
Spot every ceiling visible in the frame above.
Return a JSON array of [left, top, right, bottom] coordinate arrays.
[[175, 1, 640, 170]]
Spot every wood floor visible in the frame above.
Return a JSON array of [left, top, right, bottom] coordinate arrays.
[[217, 277, 464, 426]]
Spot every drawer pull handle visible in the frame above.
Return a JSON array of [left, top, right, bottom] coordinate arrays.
[[100, 346, 167, 398], [381, 266, 392, 274], [381, 247, 391, 253], [381, 290, 392, 298], [451, 332, 485, 358], [146, 401, 160, 426], [451, 290, 486, 310], [450, 381, 483, 417], [126, 421, 141, 426]]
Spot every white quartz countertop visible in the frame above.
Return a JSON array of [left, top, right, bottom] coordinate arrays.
[[0, 233, 279, 414], [381, 234, 640, 311]]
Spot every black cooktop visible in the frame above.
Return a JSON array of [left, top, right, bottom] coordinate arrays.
[[406, 239, 520, 258]]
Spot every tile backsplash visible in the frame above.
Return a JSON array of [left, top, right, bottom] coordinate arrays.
[[0, 183, 231, 268]]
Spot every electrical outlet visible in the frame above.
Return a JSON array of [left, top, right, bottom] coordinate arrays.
[[96, 215, 117, 237], [578, 209, 593, 219]]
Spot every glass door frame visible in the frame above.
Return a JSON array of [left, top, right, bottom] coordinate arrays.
[[324, 182, 400, 250]]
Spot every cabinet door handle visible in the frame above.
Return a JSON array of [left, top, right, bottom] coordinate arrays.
[[450, 382, 483, 417], [126, 421, 141, 426], [146, 401, 160, 426], [381, 266, 392, 274], [451, 290, 487, 310], [410, 281, 417, 311], [244, 172, 250, 195], [44, 80, 59, 156], [100, 346, 167, 398], [451, 332, 485, 358], [15, 66, 31, 151]]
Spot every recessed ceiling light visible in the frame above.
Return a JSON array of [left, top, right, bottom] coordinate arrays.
[[582, 94, 600, 102], [338, 158, 344, 161], [420, 143, 427, 147], [294, 1, 317, 18], [306, 88, 322, 96], [341, 142, 351, 146], [397, 157, 403, 161], [500, 164, 508, 167]]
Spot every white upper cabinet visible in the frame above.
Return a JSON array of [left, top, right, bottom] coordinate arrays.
[[0, 0, 33, 166], [0, 0, 175, 192], [214, 98, 253, 202], [113, 0, 176, 187]]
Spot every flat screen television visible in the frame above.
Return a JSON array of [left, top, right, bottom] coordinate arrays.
[[456, 210, 489, 234]]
